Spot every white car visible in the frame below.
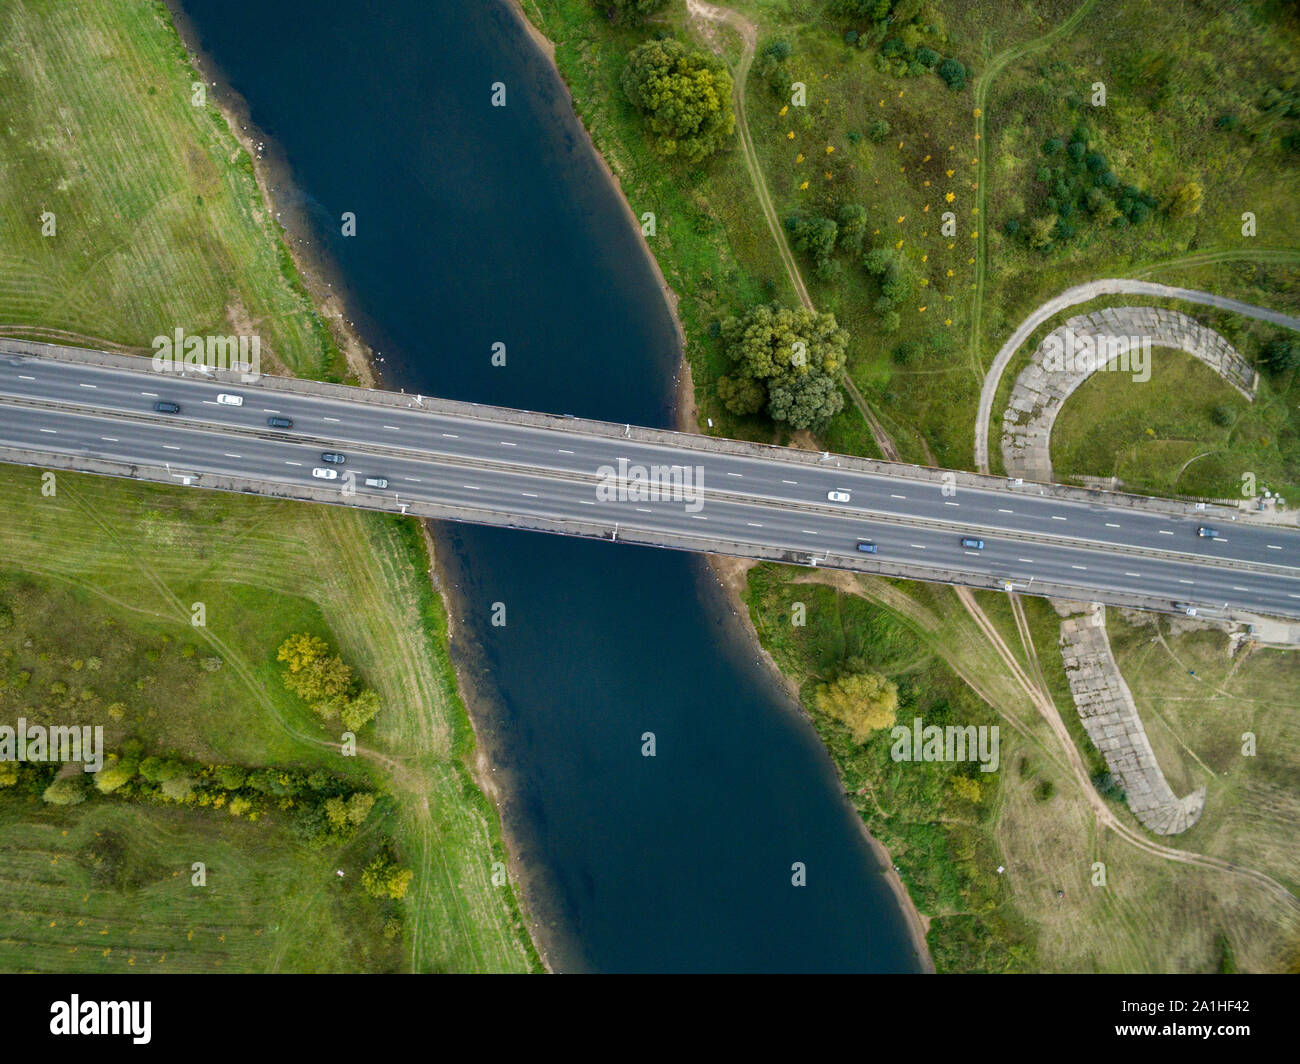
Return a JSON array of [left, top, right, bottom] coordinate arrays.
[[827, 490, 851, 503], [216, 393, 244, 406], [311, 467, 338, 480]]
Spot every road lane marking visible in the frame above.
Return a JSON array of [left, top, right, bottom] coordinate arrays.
[[1159, 530, 1174, 536], [102, 437, 119, 442], [1105, 522, 1120, 528], [747, 522, 763, 528], [1125, 572, 1142, 578], [383, 425, 399, 431], [891, 494, 907, 500], [1071, 565, 1087, 570], [285, 461, 302, 466], [141, 391, 158, 397], [945, 501, 960, 507], [727, 472, 743, 477], [39, 428, 56, 434], [1178, 579, 1194, 585], [1018, 558, 1034, 564], [782, 480, 798, 485], [1051, 515, 1067, 521], [965, 550, 983, 556], [910, 544, 927, 550], [579, 500, 594, 505], [323, 417, 340, 423], [801, 530, 818, 535], [1267, 545, 1282, 550], [17, 375, 34, 381], [500, 441, 516, 447], [557, 448, 574, 455], [998, 508, 1013, 514], [78, 383, 97, 389], [163, 445, 180, 450], [635, 507, 652, 513], [521, 492, 538, 498], [463, 485, 481, 491], [404, 477, 421, 483], [442, 433, 459, 439], [692, 514, 707, 520], [223, 453, 241, 458]]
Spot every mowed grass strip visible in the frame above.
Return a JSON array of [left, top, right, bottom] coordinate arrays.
[[0, 0, 339, 377]]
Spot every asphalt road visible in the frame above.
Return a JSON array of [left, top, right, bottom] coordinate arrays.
[[2, 351, 1298, 618]]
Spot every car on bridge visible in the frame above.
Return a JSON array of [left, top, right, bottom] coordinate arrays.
[[363, 476, 389, 489], [311, 467, 338, 480], [856, 540, 878, 553], [267, 416, 293, 429], [1196, 526, 1219, 538], [153, 400, 180, 414], [827, 490, 851, 503], [216, 393, 243, 406], [320, 452, 346, 464], [961, 537, 985, 550]]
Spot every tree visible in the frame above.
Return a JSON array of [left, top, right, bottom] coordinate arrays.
[[621, 39, 735, 163], [836, 204, 870, 254], [215, 764, 247, 790], [716, 374, 766, 416], [277, 633, 355, 703], [813, 664, 899, 742], [786, 214, 839, 266], [93, 756, 137, 794], [1261, 335, 1299, 374], [596, 0, 668, 24], [1027, 214, 1058, 249], [161, 774, 196, 802], [719, 303, 849, 429], [139, 755, 185, 783], [362, 853, 413, 901], [43, 775, 87, 806], [341, 689, 382, 732], [938, 58, 966, 90], [1166, 180, 1203, 218]]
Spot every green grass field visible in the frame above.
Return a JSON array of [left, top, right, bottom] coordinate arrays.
[[0, 0, 537, 972]]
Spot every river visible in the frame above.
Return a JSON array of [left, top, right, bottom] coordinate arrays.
[[174, 0, 921, 972]]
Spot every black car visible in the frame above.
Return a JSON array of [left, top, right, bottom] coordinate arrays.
[[266, 416, 293, 429], [320, 452, 346, 465], [153, 401, 180, 414]]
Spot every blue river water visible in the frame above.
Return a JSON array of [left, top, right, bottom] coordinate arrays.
[[175, 0, 921, 972]]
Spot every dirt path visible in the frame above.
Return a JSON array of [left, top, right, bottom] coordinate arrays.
[[685, 0, 902, 461], [956, 587, 1300, 911]]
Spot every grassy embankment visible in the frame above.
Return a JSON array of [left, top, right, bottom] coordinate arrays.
[[0, 0, 537, 972]]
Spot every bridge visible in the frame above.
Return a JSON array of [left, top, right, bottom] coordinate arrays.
[[1, 338, 1298, 620]]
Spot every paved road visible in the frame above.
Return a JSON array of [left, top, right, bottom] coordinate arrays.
[[2, 348, 1298, 618]]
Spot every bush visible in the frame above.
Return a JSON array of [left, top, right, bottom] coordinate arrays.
[[1211, 405, 1234, 427], [938, 58, 966, 90], [43, 775, 87, 805], [867, 118, 891, 143], [595, 0, 668, 24]]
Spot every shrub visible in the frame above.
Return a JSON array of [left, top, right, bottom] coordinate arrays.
[[938, 58, 966, 90], [867, 118, 891, 143]]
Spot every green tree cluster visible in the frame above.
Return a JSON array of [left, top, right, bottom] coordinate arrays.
[[813, 659, 899, 742], [716, 303, 848, 429], [621, 39, 735, 163]]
